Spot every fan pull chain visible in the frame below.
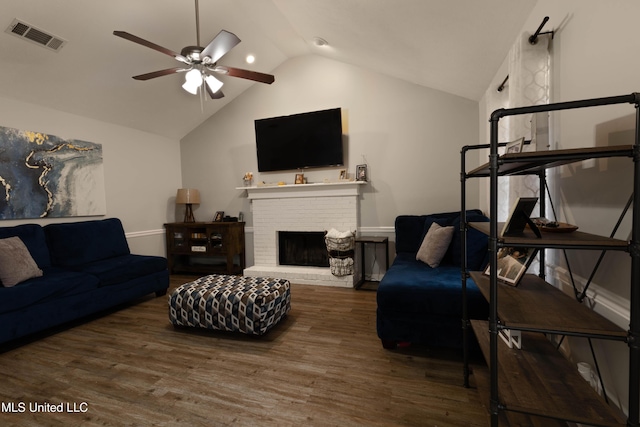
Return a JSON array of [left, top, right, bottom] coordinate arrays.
[[200, 84, 205, 114]]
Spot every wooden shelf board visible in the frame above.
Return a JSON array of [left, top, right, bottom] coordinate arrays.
[[472, 365, 566, 427], [469, 222, 628, 249], [471, 320, 626, 426], [470, 272, 626, 338], [467, 145, 633, 177]]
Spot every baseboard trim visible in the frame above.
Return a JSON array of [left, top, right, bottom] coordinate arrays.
[[125, 229, 164, 239]]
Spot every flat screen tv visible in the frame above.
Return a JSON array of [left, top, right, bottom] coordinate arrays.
[[255, 108, 343, 172]]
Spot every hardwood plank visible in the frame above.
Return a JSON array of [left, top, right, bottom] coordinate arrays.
[[0, 275, 487, 426]]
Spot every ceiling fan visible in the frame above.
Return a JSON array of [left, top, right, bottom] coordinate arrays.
[[113, 0, 274, 99]]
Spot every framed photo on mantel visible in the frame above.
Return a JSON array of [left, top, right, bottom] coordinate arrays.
[[356, 164, 368, 182]]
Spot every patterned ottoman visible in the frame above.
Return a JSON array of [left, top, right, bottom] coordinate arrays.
[[168, 274, 291, 336]]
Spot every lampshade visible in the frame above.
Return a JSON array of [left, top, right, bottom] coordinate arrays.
[[176, 188, 200, 204], [182, 69, 203, 95], [204, 74, 223, 94]]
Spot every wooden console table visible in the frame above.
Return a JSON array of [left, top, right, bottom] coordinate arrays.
[[164, 222, 245, 276]]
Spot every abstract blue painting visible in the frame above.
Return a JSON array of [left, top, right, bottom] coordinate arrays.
[[0, 125, 106, 219]]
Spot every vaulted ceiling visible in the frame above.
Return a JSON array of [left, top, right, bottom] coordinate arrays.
[[0, 0, 536, 139]]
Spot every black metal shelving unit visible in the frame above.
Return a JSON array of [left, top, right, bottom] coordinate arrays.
[[460, 93, 640, 426]]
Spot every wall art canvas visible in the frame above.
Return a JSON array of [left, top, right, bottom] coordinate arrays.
[[0, 125, 106, 219]]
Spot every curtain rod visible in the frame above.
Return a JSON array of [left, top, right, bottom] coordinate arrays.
[[497, 16, 553, 92]]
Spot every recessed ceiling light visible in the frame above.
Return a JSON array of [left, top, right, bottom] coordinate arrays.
[[246, 54, 255, 64], [313, 37, 328, 47]]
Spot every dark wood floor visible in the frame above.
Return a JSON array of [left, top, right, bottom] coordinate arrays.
[[0, 275, 488, 426]]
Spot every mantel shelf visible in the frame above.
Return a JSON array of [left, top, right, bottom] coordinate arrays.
[[236, 180, 366, 200]]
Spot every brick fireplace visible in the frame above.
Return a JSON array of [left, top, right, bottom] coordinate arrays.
[[243, 182, 363, 287]]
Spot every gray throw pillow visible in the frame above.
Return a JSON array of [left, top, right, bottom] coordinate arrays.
[[0, 236, 43, 287], [416, 222, 454, 268]]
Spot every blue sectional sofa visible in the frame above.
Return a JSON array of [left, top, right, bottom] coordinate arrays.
[[0, 218, 169, 346], [376, 210, 490, 349]]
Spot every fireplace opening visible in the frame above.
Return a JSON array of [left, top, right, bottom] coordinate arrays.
[[278, 231, 329, 267]]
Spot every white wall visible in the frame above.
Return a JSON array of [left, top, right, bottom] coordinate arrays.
[[479, 0, 640, 416], [0, 96, 182, 256], [181, 54, 480, 266]]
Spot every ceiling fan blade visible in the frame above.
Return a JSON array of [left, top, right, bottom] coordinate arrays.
[[215, 66, 275, 84], [200, 30, 241, 64], [132, 67, 187, 81], [205, 84, 225, 99], [113, 31, 189, 64]]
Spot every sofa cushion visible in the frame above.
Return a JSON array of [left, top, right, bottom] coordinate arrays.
[[0, 268, 100, 314], [395, 211, 460, 254], [70, 254, 168, 287], [45, 218, 130, 267], [377, 253, 488, 319], [395, 210, 488, 270], [0, 224, 51, 268], [416, 223, 454, 268], [443, 210, 490, 270], [0, 237, 43, 287]]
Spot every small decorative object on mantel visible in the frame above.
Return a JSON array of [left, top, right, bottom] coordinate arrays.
[[338, 168, 347, 181], [356, 164, 368, 182], [294, 173, 305, 184], [242, 172, 253, 187], [213, 211, 224, 222]]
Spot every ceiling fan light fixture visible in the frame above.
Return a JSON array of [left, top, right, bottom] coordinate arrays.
[[182, 69, 203, 95], [204, 74, 224, 93]]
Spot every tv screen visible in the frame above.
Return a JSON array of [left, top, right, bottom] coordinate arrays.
[[255, 108, 343, 172]]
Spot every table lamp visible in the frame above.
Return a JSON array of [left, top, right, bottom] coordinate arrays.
[[176, 188, 200, 222]]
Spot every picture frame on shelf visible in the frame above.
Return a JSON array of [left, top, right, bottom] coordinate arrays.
[[356, 164, 368, 181], [294, 173, 305, 184], [505, 136, 525, 154], [484, 246, 538, 286], [501, 197, 540, 237], [338, 168, 347, 180], [213, 211, 224, 222]]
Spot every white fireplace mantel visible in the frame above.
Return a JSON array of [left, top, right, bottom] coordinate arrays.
[[236, 181, 365, 200]]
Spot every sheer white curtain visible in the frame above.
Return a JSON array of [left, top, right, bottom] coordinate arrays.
[[485, 32, 552, 221]]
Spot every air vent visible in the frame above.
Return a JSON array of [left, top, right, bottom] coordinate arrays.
[[5, 19, 67, 52]]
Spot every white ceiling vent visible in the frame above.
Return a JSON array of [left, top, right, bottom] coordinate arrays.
[[5, 19, 67, 52]]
